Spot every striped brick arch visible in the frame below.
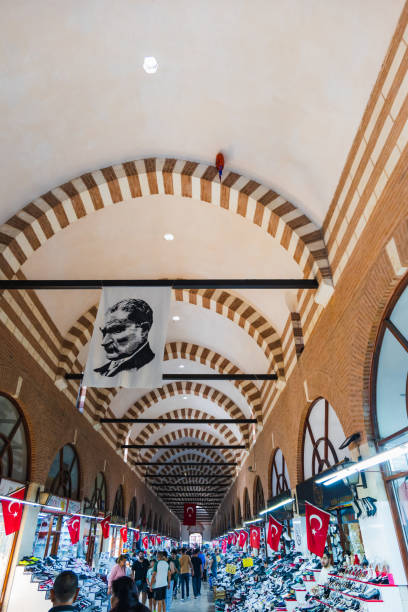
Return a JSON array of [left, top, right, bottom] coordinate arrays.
[[137, 430, 239, 463], [133, 408, 245, 446], [0, 158, 331, 288], [56, 292, 285, 394]]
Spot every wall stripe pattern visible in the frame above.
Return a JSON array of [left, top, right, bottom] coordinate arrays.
[[0, 158, 332, 293]]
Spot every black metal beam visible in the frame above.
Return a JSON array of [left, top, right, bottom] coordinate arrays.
[[0, 278, 318, 290], [104, 417, 256, 424], [133, 462, 237, 466], [145, 474, 232, 479], [150, 484, 229, 488], [67, 373, 276, 381], [122, 444, 246, 449]]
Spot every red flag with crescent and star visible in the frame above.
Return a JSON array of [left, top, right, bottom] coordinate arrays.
[[150, 535, 156, 546], [67, 515, 81, 544], [305, 501, 331, 557], [142, 535, 149, 549], [1, 488, 25, 535], [156, 535, 161, 545], [221, 538, 227, 553], [238, 530, 248, 548], [232, 531, 238, 546], [101, 515, 110, 539], [227, 533, 233, 546], [134, 529, 140, 542], [267, 515, 283, 551], [183, 503, 196, 526], [120, 526, 128, 543], [249, 525, 261, 549]]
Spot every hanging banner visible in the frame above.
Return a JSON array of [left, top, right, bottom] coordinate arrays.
[[249, 525, 261, 549], [183, 503, 196, 526], [134, 529, 140, 542], [120, 526, 128, 543], [83, 287, 171, 388], [267, 515, 283, 552], [101, 515, 111, 539], [156, 535, 161, 546], [221, 538, 227, 553], [238, 530, 248, 548], [66, 516, 81, 545], [150, 535, 156, 546], [227, 533, 233, 546], [305, 501, 331, 557], [1, 487, 25, 536], [142, 535, 149, 549]]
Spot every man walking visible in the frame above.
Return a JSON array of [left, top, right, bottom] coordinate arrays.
[[191, 549, 203, 599], [179, 548, 192, 601], [132, 550, 150, 605]]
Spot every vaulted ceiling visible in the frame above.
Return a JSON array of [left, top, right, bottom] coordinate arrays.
[[0, 0, 404, 522]]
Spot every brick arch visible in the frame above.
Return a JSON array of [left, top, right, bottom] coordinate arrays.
[[133, 448, 230, 470], [0, 157, 332, 290], [133, 408, 246, 446], [56, 291, 285, 395], [137, 431, 239, 464], [122, 382, 250, 447], [164, 342, 262, 419]]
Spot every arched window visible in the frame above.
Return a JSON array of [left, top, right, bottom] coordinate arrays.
[[236, 499, 242, 526], [139, 504, 146, 528], [243, 488, 251, 520], [128, 497, 137, 527], [253, 476, 265, 516], [0, 394, 29, 483], [84, 472, 107, 516], [231, 505, 235, 529], [112, 485, 124, 520], [153, 513, 158, 532], [147, 510, 152, 531], [270, 448, 290, 497], [45, 444, 80, 500], [372, 276, 408, 568], [302, 398, 347, 480]]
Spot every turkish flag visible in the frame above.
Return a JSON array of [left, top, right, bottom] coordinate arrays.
[[120, 526, 128, 543], [183, 503, 196, 526], [142, 535, 149, 549], [1, 488, 25, 536], [150, 535, 156, 546], [239, 530, 248, 548], [305, 502, 331, 557], [156, 535, 161, 545], [66, 516, 81, 544], [227, 533, 233, 546], [267, 515, 283, 551], [134, 529, 140, 542], [232, 532, 238, 546], [101, 515, 111, 539], [221, 538, 227, 553], [250, 525, 261, 549]]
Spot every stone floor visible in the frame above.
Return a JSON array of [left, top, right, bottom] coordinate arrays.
[[169, 582, 215, 612]]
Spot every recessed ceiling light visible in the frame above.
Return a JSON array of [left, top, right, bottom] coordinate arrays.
[[163, 233, 174, 241], [172, 315, 180, 321], [143, 56, 158, 74], [183, 396, 188, 400], [179, 364, 184, 369]]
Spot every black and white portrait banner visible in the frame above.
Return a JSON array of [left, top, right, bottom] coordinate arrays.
[[83, 286, 171, 388]]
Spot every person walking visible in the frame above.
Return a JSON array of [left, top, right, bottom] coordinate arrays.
[[151, 551, 171, 612], [146, 558, 156, 612], [110, 576, 150, 612], [198, 549, 206, 582], [191, 549, 203, 599], [132, 551, 150, 605], [178, 548, 192, 601], [108, 555, 128, 595], [208, 548, 218, 589], [49, 571, 79, 611]]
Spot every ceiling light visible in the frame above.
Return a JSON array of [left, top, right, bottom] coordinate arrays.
[[259, 498, 294, 515], [179, 364, 184, 369], [243, 518, 263, 525], [172, 316, 180, 321], [183, 396, 188, 400], [319, 441, 408, 486], [143, 56, 158, 74], [163, 233, 174, 241]]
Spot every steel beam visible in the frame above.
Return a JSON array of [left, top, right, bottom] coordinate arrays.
[[67, 373, 276, 381], [0, 278, 318, 290], [122, 444, 246, 449]]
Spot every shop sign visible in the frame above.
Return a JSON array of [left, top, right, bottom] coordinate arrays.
[[216, 555, 221, 562], [242, 557, 253, 568], [225, 564, 236, 574], [44, 495, 81, 514]]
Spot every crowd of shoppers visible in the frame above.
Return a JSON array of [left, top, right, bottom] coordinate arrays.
[[48, 546, 217, 612]]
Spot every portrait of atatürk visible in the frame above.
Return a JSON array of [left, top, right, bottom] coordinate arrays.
[[94, 298, 155, 378]]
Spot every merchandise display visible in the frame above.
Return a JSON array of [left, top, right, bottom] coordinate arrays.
[[211, 546, 403, 612]]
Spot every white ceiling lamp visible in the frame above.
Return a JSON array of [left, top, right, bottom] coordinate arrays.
[[163, 233, 174, 241], [172, 315, 180, 321], [179, 364, 184, 369], [143, 56, 158, 74], [183, 396, 188, 400]]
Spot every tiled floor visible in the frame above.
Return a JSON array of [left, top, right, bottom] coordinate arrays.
[[169, 582, 214, 612]]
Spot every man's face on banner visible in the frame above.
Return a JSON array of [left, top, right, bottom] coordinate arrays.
[[100, 307, 148, 360]]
